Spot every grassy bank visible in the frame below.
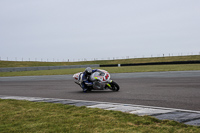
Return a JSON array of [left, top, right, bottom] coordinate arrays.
[[1, 55, 200, 68], [0, 99, 199, 133], [0, 64, 200, 77]]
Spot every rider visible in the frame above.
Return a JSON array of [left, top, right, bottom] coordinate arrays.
[[81, 67, 98, 92]]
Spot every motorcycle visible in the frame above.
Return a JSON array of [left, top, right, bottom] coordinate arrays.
[[73, 69, 120, 92]]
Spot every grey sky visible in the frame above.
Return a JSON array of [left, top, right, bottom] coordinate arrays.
[[0, 0, 200, 61]]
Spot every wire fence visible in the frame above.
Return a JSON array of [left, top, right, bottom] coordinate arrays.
[[1, 52, 200, 62]]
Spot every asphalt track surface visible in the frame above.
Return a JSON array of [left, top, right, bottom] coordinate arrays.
[[0, 71, 200, 111]]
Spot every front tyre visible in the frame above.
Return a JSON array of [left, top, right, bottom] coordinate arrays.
[[110, 81, 120, 91]]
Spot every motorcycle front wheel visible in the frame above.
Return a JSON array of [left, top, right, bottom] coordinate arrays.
[[110, 81, 120, 91]]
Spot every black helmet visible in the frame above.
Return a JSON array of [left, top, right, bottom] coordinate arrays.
[[85, 67, 92, 75]]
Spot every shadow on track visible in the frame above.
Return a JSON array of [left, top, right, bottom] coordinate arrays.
[[72, 90, 119, 94]]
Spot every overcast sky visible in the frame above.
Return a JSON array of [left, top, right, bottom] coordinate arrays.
[[0, 0, 200, 62]]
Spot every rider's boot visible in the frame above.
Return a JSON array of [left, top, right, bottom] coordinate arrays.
[[81, 83, 88, 92], [83, 88, 87, 92]]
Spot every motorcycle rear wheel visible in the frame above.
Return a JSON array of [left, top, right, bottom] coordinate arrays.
[[110, 81, 120, 91]]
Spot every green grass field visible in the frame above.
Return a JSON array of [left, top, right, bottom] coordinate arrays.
[[1, 99, 200, 133], [0, 55, 200, 77], [1, 55, 200, 68], [0, 64, 200, 77]]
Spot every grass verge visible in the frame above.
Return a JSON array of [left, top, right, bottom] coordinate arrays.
[[0, 55, 200, 68], [0, 99, 200, 133], [0, 64, 200, 77]]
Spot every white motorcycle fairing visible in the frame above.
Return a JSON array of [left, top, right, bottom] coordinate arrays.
[[73, 69, 119, 91]]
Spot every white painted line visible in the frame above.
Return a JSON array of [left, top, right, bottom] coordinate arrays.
[[105, 106, 143, 112], [129, 108, 175, 116], [87, 104, 119, 109]]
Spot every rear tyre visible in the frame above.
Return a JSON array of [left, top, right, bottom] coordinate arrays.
[[110, 81, 120, 91]]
